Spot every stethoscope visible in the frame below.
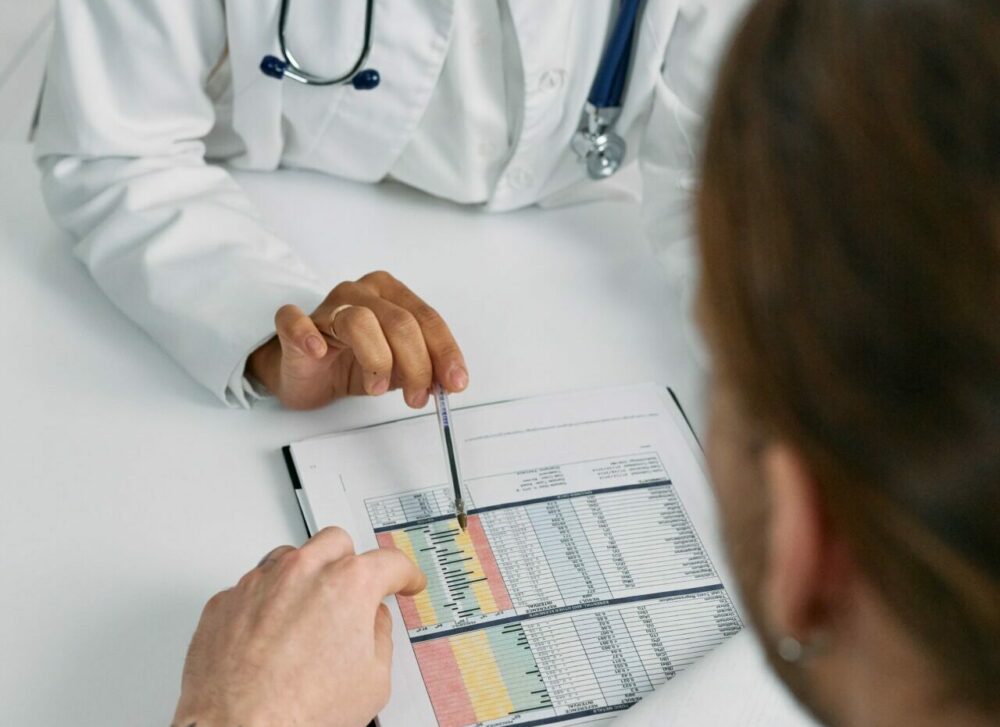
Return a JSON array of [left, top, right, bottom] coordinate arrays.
[[260, 0, 381, 89], [260, 0, 641, 179]]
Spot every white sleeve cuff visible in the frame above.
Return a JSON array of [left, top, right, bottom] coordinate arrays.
[[210, 284, 327, 409], [224, 334, 276, 409]]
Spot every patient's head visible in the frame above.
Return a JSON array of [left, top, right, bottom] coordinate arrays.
[[696, 0, 999, 723]]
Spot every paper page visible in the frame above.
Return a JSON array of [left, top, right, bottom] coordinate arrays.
[[288, 384, 746, 727], [612, 631, 819, 726]]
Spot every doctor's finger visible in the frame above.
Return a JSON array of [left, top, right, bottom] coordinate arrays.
[[364, 299, 434, 408], [360, 273, 468, 393], [323, 305, 393, 396], [275, 304, 327, 359]]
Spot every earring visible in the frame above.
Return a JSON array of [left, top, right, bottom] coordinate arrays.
[[777, 631, 828, 663], [777, 635, 804, 662]]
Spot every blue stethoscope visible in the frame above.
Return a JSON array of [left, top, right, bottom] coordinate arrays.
[[260, 0, 640, 179]]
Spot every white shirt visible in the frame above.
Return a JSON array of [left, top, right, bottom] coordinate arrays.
[[35, 0, 751, 407]]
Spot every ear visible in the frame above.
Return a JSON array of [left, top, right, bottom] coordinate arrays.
[[760, 443, 827, 639]]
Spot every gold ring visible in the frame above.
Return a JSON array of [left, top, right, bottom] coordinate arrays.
[[328, 304, 355, 343]]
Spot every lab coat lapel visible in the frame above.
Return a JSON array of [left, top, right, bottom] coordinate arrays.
[[492, 1, 626, 209], [503, 0, 676, 154], [617, 0, 679, 133], [227, 0, 285, 169], [301, 0, 454, 182], [492, 0, 679, 210]]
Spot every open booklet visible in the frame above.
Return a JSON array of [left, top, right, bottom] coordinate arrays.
[[283, 384, 799, 727]]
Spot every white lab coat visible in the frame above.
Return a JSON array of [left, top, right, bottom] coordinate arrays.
[[34, 0, 749, 406]]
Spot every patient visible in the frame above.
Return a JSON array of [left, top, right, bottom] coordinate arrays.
[[171, 1, 999, 725], [697, 0, 998, 723]]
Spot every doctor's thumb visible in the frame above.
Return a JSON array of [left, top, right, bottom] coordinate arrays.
[[275, 304, 327, 359]]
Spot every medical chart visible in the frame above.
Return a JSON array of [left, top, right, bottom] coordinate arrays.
[[285, 384, 745, 727]]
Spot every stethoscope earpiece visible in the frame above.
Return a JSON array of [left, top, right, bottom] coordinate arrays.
[[351, 69, 380, 91], [260, 55, 287, 80]]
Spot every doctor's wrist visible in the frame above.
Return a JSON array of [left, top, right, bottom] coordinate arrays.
[[246, 336, 281, 394]]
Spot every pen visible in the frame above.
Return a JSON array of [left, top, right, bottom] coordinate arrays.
[[432, 383, 467, 531]]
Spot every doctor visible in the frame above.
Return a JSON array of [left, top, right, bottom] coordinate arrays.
[[35, 0, 749, 410]]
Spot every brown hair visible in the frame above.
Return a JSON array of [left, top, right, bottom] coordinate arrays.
[[697, 0, 1000, 708]]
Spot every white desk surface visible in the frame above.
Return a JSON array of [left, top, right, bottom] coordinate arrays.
[[0, 142, 704, 725]]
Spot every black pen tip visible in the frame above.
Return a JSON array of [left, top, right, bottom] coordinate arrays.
[[458, 512, 468, 531]]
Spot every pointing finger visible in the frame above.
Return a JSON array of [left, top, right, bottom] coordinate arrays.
[[354, 548, 427, 602], [301, 526, 357, 564]]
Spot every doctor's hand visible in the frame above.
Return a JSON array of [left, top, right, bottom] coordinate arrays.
[[247, 270, 469, 410], [172, 527, 426, 727]]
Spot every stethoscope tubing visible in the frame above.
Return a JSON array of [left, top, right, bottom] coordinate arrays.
[[275, 0, 376, 86], [588, 0, 642, 108]]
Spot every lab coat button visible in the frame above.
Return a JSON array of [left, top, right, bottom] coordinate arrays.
[[472, 28, 489, 49], [538, 69, 566, 92], [506, 167, 534, 190]]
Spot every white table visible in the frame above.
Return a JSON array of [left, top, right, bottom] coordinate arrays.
[[0, 142, 704, 724]]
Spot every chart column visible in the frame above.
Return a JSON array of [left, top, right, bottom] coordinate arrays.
[[521, 618, 606, 715], [619, 604, 677, 684], [570, 610, 655, 706], [525, 499, 612, 605], [480, 507, 563, 612]]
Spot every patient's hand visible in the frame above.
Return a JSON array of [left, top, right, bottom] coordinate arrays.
[[248, 270, 469, 410], [173, 527, 425, 727]]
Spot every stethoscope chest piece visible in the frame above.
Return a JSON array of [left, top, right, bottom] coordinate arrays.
[[572, 0, 642, 180], [572, 105, 626, 180]]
